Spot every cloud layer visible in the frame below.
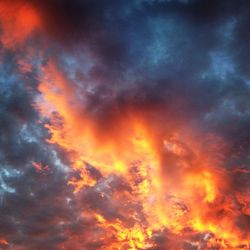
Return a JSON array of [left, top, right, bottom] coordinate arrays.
[[0, 0, 250, 249]]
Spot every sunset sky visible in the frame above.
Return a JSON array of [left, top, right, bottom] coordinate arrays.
[[0, 1, 250, 249]]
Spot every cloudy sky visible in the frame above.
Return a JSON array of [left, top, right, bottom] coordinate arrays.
[[0, 0, 250, 249]]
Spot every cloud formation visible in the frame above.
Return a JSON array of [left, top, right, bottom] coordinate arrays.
[[0, 0, 250, 249]]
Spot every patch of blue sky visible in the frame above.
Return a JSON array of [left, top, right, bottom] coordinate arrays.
[[202, 51, 235, 81], [217, 17, 237, 44], [204, 97, 249, 123], [244, 78, 250, 88], [136, 17, 188, 74], [201, 18, 237, 81], [60, 51, 94, 81], [0, 67, 19, 91], [146, 18, 175, 65], [20, 124, 39, 143], [0, 168, 22, 195]]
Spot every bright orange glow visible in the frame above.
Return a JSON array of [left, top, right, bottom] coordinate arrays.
[[35, 61, 250, 249], [93, 213, 154, 250], [0, 239, 8, 245], [0, 2, 41, 49]]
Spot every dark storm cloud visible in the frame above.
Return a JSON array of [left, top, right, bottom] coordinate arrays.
[[39, 0, 249, 133], [0, 50, 95, 249]]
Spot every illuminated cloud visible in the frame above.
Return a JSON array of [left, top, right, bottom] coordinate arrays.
[[0, 0, 250, 249]]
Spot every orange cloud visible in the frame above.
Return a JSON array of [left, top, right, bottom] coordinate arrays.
[[35, 61, 250, 249], [0, 2, 41, 49]]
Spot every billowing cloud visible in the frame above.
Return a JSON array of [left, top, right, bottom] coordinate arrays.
[[0, 0, 250, 249]]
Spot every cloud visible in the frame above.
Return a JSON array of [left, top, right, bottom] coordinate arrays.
[[0, 0, 250, 249]]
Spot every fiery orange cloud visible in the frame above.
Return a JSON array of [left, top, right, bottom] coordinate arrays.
[[0, 1, 41, 49], [35, 61, 250, 249], [0, 239, 8, 245], [0, 1, 249, 249]]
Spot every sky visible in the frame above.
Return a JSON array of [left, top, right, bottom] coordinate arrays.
[[0, 0, 250, 249]]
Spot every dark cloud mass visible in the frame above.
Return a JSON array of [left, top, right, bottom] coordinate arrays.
[[0, 0, 250, 249]]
